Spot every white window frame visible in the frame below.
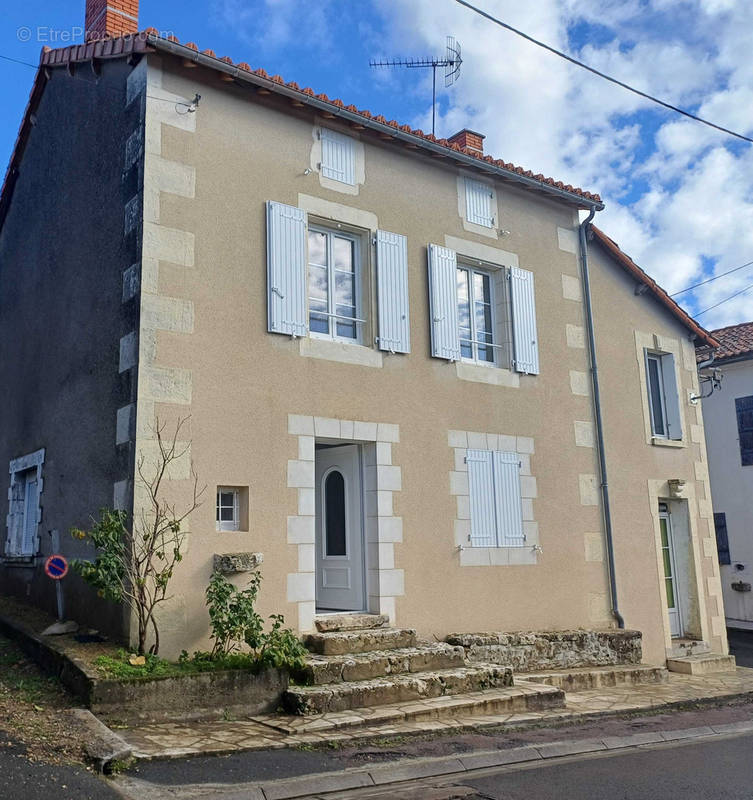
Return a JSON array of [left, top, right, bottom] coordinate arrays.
[[457, 263, 498, 366], [216, 487, 240, 532], [6, 449, 44, 558], [307, 224, 365, 345], [645, 352, 669, 438], [464, 178, 496, 228]]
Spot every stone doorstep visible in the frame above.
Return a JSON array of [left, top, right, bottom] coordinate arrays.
[[283, 665, 517, 715], [314, 613, 390, 633], [300, 644, 466, 685], [304, 627, 418, 656], [258, 682, 564, 733], [519, 664, 669, 692], [667, 639, 711, 659], [667, 654, 737, 675]]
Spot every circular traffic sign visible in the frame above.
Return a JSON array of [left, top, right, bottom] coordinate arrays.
[[45, 554, 68, 580]]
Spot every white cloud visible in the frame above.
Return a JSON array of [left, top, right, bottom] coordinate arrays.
[[371, 0, 753, 327]]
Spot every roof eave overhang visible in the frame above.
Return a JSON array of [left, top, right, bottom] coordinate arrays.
[[148, 36, 604, 212]]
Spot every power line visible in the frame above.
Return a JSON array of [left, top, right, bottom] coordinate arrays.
[[671, 258, 753, 296], [695, 281, 753, 318], [453, 0, 753, 145]]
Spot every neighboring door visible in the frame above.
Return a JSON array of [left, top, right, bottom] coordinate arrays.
[[315, 445, 365, 611], [659, 504, 683, 638]]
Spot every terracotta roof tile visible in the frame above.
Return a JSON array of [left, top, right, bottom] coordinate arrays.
[[707, 321, 753, 361]]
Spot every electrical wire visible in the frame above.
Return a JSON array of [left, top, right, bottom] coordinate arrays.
[[695, 281, 753, 317], [453, 0, 753, 144], [671, 259, 753, 296]]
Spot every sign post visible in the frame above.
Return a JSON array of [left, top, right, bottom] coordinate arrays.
[[45, 529, 67, 621]]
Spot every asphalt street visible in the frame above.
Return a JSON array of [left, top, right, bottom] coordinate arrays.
[[458, 731, 753, 800]]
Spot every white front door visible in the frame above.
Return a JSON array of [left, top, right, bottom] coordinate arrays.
[[659, 504, 683, 638], [315, 444, 365, 611]]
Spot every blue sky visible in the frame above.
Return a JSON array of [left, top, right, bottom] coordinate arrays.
[[2, 0, 752, 329]]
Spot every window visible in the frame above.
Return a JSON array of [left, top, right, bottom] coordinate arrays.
[[465, 178, 495, 227], [466, 449, 525, 547], [5, 449, 44, 558], [308, 225, 362, 342], [457, 265, 496, 364], [714, 512, 731, 566], [645, 351, 682, 440], [735, 396, 753, 466], [320, 128, 356, 186], [216, 487, 240, 532]]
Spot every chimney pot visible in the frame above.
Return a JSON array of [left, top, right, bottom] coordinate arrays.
[[85, 0, 139, 42], [448, 128, 485, 155]]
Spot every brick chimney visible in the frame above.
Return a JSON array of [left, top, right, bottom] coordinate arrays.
[[85, 0, 139, 42], [448, 129, 485, 155]]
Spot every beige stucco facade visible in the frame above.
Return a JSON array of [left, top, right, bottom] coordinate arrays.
[[117, 53, 725, 665]]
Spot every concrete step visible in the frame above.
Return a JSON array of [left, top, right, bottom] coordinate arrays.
[[314, 613, 390, 633], [283, 664, 515, 715], [666, 654, 737, 675], [519, 664, 668, 692], [667, 639, 711, 659], [299, 644, 466, 685], [304, 627, 417, 656]]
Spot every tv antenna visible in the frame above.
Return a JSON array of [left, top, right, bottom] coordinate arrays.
[[370, 36, 462, 136]]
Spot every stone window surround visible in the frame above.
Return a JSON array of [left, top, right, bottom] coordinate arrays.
[[5, 448, 45, 560], [287, 414, 404, 632], [634, 331, 688, 448], [448, 430, 539, 566]]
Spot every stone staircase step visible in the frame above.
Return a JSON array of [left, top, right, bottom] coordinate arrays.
[[314, 613, 389, 633], [261, 682, 564, 730], [667, 639, 711, 659], [299, 644, 466, 685], [666, 654, 737, 675], [519, 664, 668, 692], [283, 664, 514, 715], [304, 627, 417, 656]]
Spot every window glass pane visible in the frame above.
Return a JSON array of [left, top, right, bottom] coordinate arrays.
[[660, 517, 669, 548], [647, 357, 665, 435], [308, 261, 329, 334], [333, 236, 354, 270], [220, 492, 234, 507], [335, 270, 355, 308], [457, 268, 472, 358], [220, 507, 235, 521], [308, 231, 327, 266], [324, 471, 347, 556], [665, 577, 675, 608], [474, 271, 491, 304]]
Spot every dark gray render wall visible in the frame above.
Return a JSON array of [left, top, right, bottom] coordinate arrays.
[[0, 58, 144, 640]]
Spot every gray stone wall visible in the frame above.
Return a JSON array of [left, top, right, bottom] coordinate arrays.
[[0, 58, 143, 639], [446, 630, 643, 670]]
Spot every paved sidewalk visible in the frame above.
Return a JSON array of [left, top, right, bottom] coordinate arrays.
[[117, 667, 753, 760]]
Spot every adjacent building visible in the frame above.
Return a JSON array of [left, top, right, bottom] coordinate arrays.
[[0, 0, 729, 665], [700, 322, 753, 630]]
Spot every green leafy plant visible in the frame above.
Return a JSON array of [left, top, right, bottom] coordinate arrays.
[[205, 571, 307, 671], [71, 417, 204, 656]]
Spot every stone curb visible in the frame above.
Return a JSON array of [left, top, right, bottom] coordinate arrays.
[[121, 719, 753, 799], [68, 708, 133, 773]]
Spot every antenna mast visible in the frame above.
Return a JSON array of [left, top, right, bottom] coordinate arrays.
[[370, 36, 462, 136]]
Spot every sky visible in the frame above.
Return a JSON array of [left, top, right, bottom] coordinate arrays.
[[2, 0, 752, 330]]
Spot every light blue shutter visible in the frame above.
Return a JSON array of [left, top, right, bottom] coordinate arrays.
[[376, 230, 410, 354], [510, 267, 539, 375], [21, 476, 38, 556], [320, 128, 355, 185], [266, 201, 307, 337], [465, 178, 494, 227], [492, 451, 525, 546], [428, 244, 461, 361], [467, 449, 497, 547], [5, 481, 24, 555], [661, 353, 682, 440]]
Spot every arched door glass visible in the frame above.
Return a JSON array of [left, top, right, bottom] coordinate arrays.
[[325, 470, 347, 556]]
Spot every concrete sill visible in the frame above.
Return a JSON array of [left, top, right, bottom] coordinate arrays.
[[1, 556, 36, 568], [456, 361, 520, 388], [651, 437, 685, 448], [300, 337, 383, 368]]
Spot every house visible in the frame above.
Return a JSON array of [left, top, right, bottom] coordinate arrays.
[[0, 0, 729, 668], [699, 321, 753, 630]]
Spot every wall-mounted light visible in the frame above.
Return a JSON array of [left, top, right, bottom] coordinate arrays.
[[303, 167, 313, 176]]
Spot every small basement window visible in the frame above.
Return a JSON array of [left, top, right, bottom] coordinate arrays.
[[216, 486, 249, 532]]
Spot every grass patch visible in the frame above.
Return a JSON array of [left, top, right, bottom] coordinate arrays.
[[93, 649, 268, 680]]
